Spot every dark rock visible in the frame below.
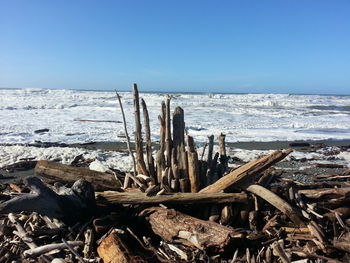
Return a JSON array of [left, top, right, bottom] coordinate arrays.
[[34, 128, 50, 134]]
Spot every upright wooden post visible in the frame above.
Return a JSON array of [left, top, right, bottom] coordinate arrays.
[[218, 133, 228, 175], [156, 101, 166, 184], [141, 98, 156, 182], [172, 107, 188, 184], [186, 135, 200, 192], [165, 96, 172, 167], [132, 84, 149, 176]]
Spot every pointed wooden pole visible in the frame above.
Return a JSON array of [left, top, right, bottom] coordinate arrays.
[[141, 98, 156, 183], [132, 83, 149, 176]]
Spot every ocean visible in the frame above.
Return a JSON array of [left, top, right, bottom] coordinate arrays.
[[1, 88, 350, 145]]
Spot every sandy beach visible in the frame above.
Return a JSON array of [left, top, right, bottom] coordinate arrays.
[[1, 139, 349, 185]]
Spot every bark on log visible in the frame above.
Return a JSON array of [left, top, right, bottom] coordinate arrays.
[[97, 229, 146, 263], [35, 160, 122, 191], [247, 184, 303, 225], [141, 207, 243, 250], [186, 135, 200, 192], [200, 149, 293, 193], [141, 98, 156, 182], [96, 191, 248, 205], [132, 83, 149, 176]]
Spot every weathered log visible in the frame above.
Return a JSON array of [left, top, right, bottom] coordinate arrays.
[[0, 177, 95, 225], [97, 229, 146, 263], [172, 107, 188, 181], [200, 149, 293, 193], [132, 83, 149, 176], [96, 191, 248, 205], [141, 207, 243, 249], [246, 184, 303, 225], [298, 187, 350, 199], [186, 135, 200, 192], [141, 98, 156, 182], [35, 160, 122, 191]]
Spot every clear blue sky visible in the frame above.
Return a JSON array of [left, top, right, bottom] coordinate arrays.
[[1, 1, 350, 94]]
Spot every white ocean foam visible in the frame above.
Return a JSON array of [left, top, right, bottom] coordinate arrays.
[[1, 89, 350, 144], [1, 144, 348, 174], [0, 145, 134, 172]]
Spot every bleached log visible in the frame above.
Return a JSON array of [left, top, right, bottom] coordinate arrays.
[[200, 149, 293, 193], [247, 184, 303, 225], [23, 241, 83, 257], [96, 191, 248, 205], [35, 160, 121, 191]]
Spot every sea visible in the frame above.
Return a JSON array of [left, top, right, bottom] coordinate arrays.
[[1, 88, 350, 145]]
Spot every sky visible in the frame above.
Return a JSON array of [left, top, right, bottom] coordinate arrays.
[[0, 1, 350, 94]]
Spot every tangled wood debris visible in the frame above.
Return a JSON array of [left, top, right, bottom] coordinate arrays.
[[1, 84, 350, 262]]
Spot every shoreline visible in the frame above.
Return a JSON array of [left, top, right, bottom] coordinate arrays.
[[69, 138, 350, 151]]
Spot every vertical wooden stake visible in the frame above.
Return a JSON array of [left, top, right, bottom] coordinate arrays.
[[165, 96, 172, 167], [172, 107, 188, 181], [141, 98, 156, 183], [115, 90, 136, 177], [186, 135, 200, 193], [132, 84, 149, 176], [156, 101, 166, 184], [218, 133, 228, 173]]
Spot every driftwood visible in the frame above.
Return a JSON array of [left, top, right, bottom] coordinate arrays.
[[165, 96, 172, 167], [96, 191, 248, 205], [141, 98, 156, 182], [97, 229, 146, 263], [156, 101, 167, 184], [247, 184, 303, 225], [141, 207, 243, 250], [298, 187, 350, 198], [132, 83, 149, 177], [116, 90, 137, 176], [200, 149, 293, 193], [0, 177, 95, 225], [172, 107, 188, 182], [35, 160, 122, 191], [186, 135, 200, 192], [23, 241, 83, 257]]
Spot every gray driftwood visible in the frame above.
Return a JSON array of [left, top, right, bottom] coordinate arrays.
[[0, 177, 95, 225]]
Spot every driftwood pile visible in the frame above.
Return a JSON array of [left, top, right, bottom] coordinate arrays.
[[1, 84, 350, 262]]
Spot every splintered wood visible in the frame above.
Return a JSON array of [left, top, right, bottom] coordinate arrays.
[[1, 83, 350, 262]]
